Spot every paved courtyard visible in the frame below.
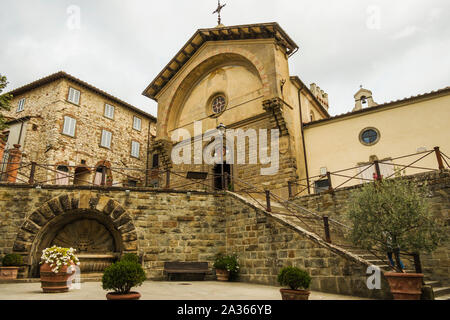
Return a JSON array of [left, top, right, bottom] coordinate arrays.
[[0, 281, 368, 300]]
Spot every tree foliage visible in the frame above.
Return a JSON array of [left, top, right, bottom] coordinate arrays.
[[277, 267, 311, 290], [347, 178, 446, 255], [0, 74, 12, 131], [102, 260, 146, 294]]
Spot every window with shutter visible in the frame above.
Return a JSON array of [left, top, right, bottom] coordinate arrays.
[[133, 116, 141, 131], [101, 130, 112, 148], [62, 116, 76, 137], [105, 104, 115, 119], [131, 141, 140, 158], [17, 98, 25, 112], [68, 88, 80, 105]]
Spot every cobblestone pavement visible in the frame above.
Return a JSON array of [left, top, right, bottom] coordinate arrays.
[[0, 281, 370, 300]]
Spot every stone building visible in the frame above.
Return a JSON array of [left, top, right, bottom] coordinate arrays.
[[303, 86, 450, 191], [1, 71, 157, 187], [143, 22, 329, 197]]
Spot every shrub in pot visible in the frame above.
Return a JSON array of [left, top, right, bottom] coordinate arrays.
[[0, 254, 23, 280], [347, 178, 447, 300], [120, 253, 140, 264], [40, 246, 80, 293], [278, 267, 312, 300], [102, 260, 146, 300], [213, 254, 239, 281]]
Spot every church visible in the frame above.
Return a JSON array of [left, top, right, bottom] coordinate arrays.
[[144, 20, 450, 197]]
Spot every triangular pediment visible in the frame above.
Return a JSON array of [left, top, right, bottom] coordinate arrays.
[[142, 22, 298, 101]]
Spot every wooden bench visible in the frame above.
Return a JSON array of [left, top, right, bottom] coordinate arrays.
[[164, 262, 209, 281]]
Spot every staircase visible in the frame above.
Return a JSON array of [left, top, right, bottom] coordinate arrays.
[[233, 190, 447, 299]]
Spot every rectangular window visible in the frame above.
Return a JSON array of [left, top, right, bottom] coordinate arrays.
[[133, 116, 141, 131], [101, 130, 112, 148], [17, 98, 25, 112], [104, 104, 115, 119], [68, 87, 81, 105], [314, 179, 330, 194], [152, 154, 159, 168], [131, 141, 140, 158], [62, 116, 76, 137]]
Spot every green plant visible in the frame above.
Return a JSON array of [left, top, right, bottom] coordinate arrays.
[[40, 246, 80, 273], [0, 74, 12, 131], [277, 267, 311, 290], [347, 178, 447, 271], [121, 253, 139, 264], [2, 254, 23, 267], [213, 254, 240, 279], [102, 260, 146, 294]]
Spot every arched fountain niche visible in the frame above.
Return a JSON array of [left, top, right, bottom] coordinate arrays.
[[31, 210, 123, 278]]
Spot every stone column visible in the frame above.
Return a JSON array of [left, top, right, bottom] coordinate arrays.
[[5, 144, 22, 183]]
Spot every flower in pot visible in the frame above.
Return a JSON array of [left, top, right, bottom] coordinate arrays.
[[347, 178, 447, 300], [102, 260, 147, 300], [278, 267, 312, 300], [213, 254, 239, 282], [0, 254, 23, 280], [40, 246, 80, 293]]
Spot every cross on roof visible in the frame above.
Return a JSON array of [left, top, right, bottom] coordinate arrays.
[[213, 0, 226, 26]]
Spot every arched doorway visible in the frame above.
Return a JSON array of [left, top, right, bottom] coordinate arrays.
[[74, 166, 91, 186]]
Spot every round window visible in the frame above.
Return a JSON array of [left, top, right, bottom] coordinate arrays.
[[360, 128, 380, 146], [211, 95, 226, 115]]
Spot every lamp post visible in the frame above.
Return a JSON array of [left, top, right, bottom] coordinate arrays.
[[217, 123, 227, 190]]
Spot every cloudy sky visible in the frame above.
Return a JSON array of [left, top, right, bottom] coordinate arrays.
[[1, 0, 449, 117]]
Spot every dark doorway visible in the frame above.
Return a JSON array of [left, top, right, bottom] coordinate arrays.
[[213, 163, 232, 190]]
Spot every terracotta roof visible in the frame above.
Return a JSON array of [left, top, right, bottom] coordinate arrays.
[[7, 71, 157, 121], [143, 22, 299, 101], [304, 86, 450, 127]]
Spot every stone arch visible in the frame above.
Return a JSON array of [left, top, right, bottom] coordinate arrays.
[[162, 48, 270, 137], [12, 193, 138, 277]]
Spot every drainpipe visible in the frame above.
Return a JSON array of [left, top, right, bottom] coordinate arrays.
[[297, 84, 311, 195], [145, 122, 152, 187]]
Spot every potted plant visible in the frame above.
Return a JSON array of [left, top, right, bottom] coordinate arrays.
[[213, 254, 239, 281], [102, 260, 147, 300], [40, 246, 80, 293], [347, 178, 447, 300], [278, 267, 312, 300], [0, 254, 23, 280]]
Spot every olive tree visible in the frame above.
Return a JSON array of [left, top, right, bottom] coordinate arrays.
[[0, 74, 12, 131], [347, 177, 446, 272]]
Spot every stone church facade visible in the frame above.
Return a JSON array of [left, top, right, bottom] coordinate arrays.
[[143, 23, 329, 198]]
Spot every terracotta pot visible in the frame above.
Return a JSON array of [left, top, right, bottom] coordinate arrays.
[[0, 267, 19, 280], [280, 289, 310, 300], [40, 262, 76, 293], [106, 292, 141, 300], [384, 272, 424, 300], [216, 269, 230, 281]]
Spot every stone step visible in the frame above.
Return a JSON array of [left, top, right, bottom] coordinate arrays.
[[434, 287, 450, 297], [435, 294, 450, 301], [425, 280, 441, 287]]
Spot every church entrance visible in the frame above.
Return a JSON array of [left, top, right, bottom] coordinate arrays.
[[213, 163, 232, 190]]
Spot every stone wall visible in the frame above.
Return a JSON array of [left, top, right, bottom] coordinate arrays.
[[224, 193, 391, 299], [290, 171, 450, 286], [0, 183, 394, 298]]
